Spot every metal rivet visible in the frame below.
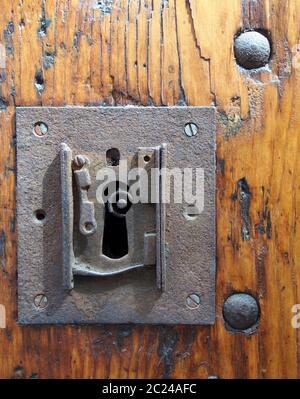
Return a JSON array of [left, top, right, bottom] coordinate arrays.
[[186, 293, 201, 309], [223, 293, 259, 331], [84, 222, 95, 233], [234, 31, 271, 69], [34, 294, 48, 309], [33, 121, 48, 137], [117, 198, 128, 210], [184, 123, 198, 138]]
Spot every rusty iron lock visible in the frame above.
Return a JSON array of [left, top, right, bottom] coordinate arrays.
[[16, 107, 216, 325], [61, 142, 167, 291]]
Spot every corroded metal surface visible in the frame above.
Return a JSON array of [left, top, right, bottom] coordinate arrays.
[[16, 107, 216, 325], [234, 31, 271, 70], [223, 293, 260, 332]]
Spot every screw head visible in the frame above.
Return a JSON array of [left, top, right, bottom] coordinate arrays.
[[184, 123, 198, 138], [234, 31, 271, 70], [33, 121, 48, 137], [186, 293, 201, 309], [34, 294, 48, 309], [223, 293, 259, 331]]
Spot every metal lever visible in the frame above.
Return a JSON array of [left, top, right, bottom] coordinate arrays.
[[73, 155, 97, 237]]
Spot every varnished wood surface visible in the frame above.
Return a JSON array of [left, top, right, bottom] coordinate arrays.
[[0, 0, 300, 379]]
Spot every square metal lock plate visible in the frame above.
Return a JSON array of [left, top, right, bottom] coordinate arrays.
[[16, 107, 216, 325]]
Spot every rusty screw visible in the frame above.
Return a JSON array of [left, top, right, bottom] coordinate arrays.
[[186, 293, 201, 309], [33, 121, 48, 137], [34, 294, 48, 309], [184, 123, 198, 138]]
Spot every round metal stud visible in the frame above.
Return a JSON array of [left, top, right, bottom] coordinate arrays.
[[234, 31, 271, 69], [116, 198, 128, 210], [223, 293, 259, 331], [108, 190, 133, 217]]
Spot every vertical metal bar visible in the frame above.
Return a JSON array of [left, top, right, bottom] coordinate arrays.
[[60, 143, 74, 290], [158, 143, 167, 291], [155, 146, 162, 290]]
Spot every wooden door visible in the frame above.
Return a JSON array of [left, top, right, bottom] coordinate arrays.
[[0, 0, 299, 379]]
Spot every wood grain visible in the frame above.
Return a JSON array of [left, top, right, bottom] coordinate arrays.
[[0, 0, 299, 378]]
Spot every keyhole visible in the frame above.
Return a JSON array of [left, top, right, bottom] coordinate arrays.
[[102, 207, 129, 259], [102, 184, 131, 260]]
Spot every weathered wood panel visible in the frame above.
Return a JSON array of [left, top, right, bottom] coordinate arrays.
[[0, 0, 299, 378]]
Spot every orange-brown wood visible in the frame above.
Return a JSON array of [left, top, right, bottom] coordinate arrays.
[[0, 0, 300, 378]]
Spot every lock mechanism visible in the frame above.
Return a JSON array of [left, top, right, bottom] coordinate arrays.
[[16, 107, 216, 325], [61, 142, 167, 291]]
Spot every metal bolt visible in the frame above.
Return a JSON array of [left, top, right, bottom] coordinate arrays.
[[34, 294, 48, 309], [234, 31, 271, 70], [186, 293, 201, 309], [184, 123, 198, 138], [223, 293, 259, 331], [33, 121, 48, 137]]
